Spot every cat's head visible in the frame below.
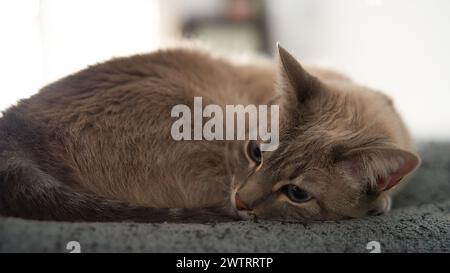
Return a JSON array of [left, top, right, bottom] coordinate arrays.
[[227, 45, 421, 222]]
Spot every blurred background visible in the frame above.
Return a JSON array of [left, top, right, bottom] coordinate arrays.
[[0, 0, 449, 140]]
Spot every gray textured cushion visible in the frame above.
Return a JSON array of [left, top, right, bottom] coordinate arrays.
[[1, 142, 449, 253]]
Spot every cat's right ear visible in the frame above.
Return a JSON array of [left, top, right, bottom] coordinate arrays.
[[276, 43, 322, 114]]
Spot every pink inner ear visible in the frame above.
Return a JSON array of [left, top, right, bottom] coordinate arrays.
[[377, 156, 419, 191]]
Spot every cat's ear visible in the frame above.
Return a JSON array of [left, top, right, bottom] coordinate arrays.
[[276, 43, 321, 111], [342, 147, 421, 193]]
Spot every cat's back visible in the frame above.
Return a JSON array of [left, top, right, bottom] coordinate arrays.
[[23, 49, 232, 113], [21, 48, 274, 120]]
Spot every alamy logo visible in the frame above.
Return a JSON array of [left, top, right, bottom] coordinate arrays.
[[366, 241, 381, 253], [66, 241, 81, 253], [171, 97, 279, 151]]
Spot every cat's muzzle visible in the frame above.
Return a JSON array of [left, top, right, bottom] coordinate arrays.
[[231, 190, 255, 220]]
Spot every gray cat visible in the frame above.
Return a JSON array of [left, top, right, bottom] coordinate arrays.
[[0, 45, 420, 222]]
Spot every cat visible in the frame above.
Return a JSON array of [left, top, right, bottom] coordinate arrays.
[[0, 44, 420, 223]]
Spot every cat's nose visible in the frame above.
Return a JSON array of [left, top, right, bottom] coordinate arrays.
[[235, 194, 250, 211]]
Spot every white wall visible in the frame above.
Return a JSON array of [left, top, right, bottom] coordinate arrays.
[[0, 1, 42, 112], [267, 0, 450, 140], [0, 0, 160, 111], [0, 0, 448, 140]]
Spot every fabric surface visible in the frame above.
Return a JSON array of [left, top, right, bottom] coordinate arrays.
[[1, 142, 449, 253]]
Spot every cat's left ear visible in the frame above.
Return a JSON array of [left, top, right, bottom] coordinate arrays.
[[342, 147, 421, 192], [373, 148, 420, 192], [275, 43, 322, 114]]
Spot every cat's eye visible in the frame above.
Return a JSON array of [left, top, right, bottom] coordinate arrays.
[[283, 185, 312, 203], [246, 140, 262, 165]]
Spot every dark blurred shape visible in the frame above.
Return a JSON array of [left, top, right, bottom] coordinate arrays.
[[182, 0, 270, 54]]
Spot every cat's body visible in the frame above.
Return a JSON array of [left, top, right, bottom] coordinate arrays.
[[0, 46, 420, 222]]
